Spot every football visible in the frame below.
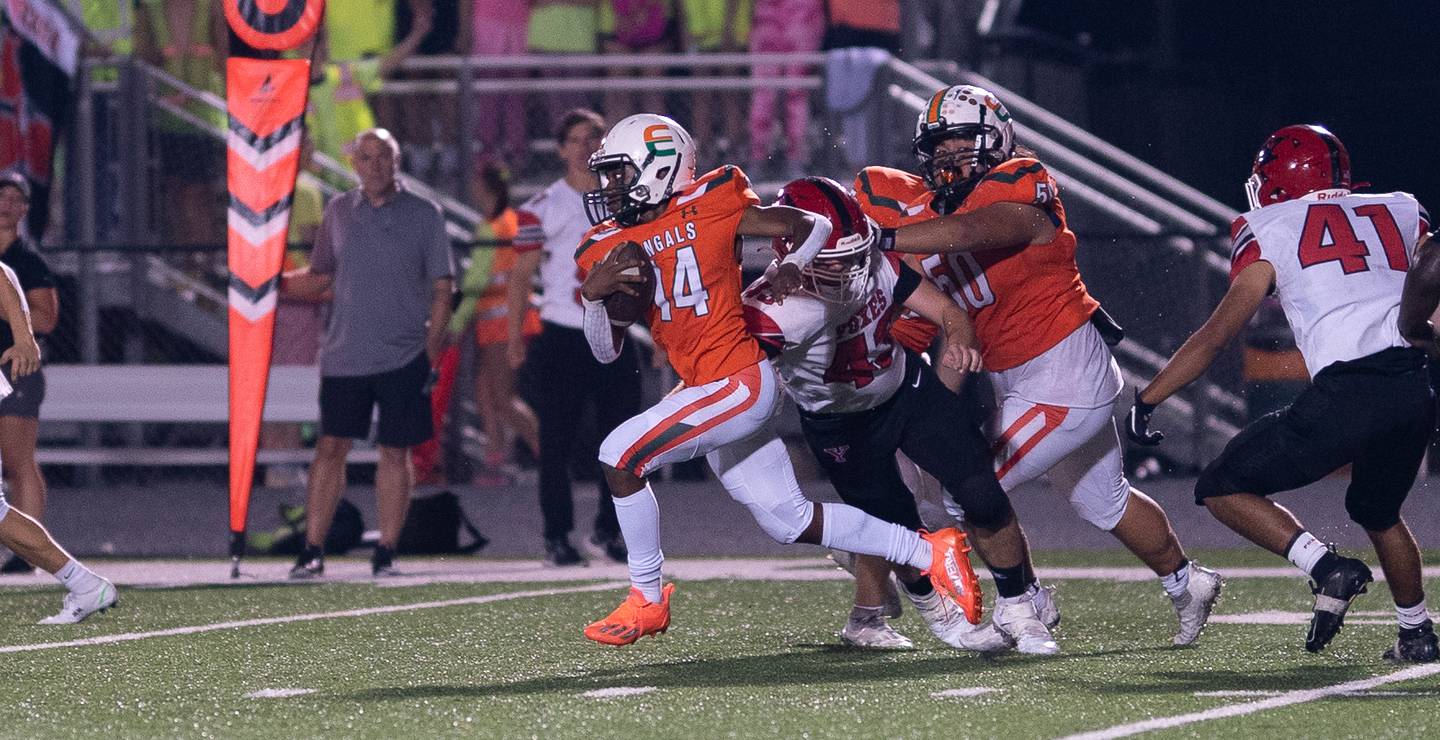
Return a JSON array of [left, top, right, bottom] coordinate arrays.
[[603, 241, 654, 326]]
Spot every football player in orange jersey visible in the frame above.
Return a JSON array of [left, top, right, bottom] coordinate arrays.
[[573, 114, 983, 647], [853, 85, 1222, 648]]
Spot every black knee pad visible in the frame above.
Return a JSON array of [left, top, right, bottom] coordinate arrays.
[[949, 473, 1013, 530], [1344, 489, 1403, 532]]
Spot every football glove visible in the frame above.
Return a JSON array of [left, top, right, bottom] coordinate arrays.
[[876, 227, 897, 252], [1125, 389, 1164, 446]]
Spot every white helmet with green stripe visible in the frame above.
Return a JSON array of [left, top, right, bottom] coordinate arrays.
[[912, 85, 1016, 206], [584, 113, 698, 227]]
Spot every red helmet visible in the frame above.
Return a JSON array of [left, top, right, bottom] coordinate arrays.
[[773, 177, 874, 302], [1245, 124, 1353, 210]]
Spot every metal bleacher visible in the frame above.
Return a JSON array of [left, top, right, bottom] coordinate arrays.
[[49, 50, 1247, 469]]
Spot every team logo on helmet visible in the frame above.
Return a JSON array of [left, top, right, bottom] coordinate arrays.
[[913, 85, 1017, 210], [643, 125, 676, 157], [584, 114, 697, 227]]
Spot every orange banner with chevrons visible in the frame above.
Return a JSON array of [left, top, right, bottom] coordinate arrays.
[[226, 57, 309, 556]]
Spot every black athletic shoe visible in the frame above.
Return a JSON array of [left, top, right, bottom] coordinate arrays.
[[371, 545, 398, 577], [1383, 620, 1439, 663], [589, 532, 628, 564], [289, 546, 324, 580], [543, 537, 586, 567], [1305, 555, 1373, 653], [0, 554, 34, 574]]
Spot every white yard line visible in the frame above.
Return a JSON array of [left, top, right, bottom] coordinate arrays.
[[1059, 663, 1440, 740], [581, 687, 657, 699], [0, 581, 624, 655], [10, 559, 1437, 590]]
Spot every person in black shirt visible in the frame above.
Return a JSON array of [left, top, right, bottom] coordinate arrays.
[[0, 172, 59, 574]]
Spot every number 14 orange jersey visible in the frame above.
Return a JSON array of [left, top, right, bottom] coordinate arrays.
[[576, 166, 766, 386]]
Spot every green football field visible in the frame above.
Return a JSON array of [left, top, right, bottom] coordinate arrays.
[[2, 550, 1438, 739]]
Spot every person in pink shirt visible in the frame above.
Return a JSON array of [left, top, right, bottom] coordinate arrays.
[[459, 0, 533, 166], [748, 0, 823, 176]]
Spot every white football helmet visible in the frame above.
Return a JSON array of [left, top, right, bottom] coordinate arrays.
[[912, 85, 1016, 207], [584, 113, 698, 226]]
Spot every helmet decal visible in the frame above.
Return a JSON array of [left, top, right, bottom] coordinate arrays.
[[643, 125, 676, 157]]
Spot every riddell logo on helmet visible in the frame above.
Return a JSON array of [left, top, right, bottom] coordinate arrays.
[[643, 125, 676, 157]]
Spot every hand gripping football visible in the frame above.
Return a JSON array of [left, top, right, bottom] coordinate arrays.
[[603, 241, 655, 327]]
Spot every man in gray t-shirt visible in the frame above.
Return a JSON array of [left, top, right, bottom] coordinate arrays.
[[281, 129, 455, 578]]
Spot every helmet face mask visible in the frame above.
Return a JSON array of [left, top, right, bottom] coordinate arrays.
[[913, 85, 1015, 209], [801, 232, 873, 304], [583, 114, 697, 227], [585, 156, 650, 226]]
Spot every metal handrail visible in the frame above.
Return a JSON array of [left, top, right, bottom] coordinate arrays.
[[909, 58, 1241, 226], [398, 51, 828, 72], [377, 75, 821, 95], [139, 61, 480, 242]]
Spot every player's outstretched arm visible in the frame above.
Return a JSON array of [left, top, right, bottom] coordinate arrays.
[[739, 204, 833, 303], [1127, 261, 1273, 445], [902, 278, 982, 391], [880, 202, 1055, 255], [1399, 233, 1440, 356]]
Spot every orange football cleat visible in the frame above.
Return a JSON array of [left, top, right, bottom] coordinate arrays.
[[584, 583, 675, 646], [920, 528, 983, 625]]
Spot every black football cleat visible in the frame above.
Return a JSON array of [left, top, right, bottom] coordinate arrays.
[[371, 545, 399, 577], [289, 545, 325, 580], [1383, 620, 1439, 663], [1305, 556, 1373, 653]]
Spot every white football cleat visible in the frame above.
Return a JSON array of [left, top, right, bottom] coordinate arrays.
[[1033, 583, 1060, 630], [1171, 562, 1222, 646], [993, 589, 1060, 655], [905, 586, 1012, 653], [840, 613, 915, 650], [40, 578, 118, 625]]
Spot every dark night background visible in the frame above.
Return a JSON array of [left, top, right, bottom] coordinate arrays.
[[1014, 0, 1439, 215]]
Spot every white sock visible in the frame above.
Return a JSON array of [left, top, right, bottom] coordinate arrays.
[[1160, 561, 1192, 600], [1285, 531, 1328, 577], [613, 484, 664, 603], [818, 503, 931, 570], [1397, 599, 1431, 630], [55, 559, 102, 594]]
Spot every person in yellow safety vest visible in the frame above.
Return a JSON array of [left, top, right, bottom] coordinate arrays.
[[135, 0, 228, 247], [63, 0, 134, 82], [301, 7, 433, 168]]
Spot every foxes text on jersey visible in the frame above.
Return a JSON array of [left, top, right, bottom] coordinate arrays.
[[1230, 190, 1430, 377]]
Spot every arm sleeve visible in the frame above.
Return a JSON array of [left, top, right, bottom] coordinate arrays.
[[582, 296, 623, 363], [780, 217, 833, 267], [891, 259, 922, 304], [1229, 216, 1262, 283], [514, 209, 545, 253]]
